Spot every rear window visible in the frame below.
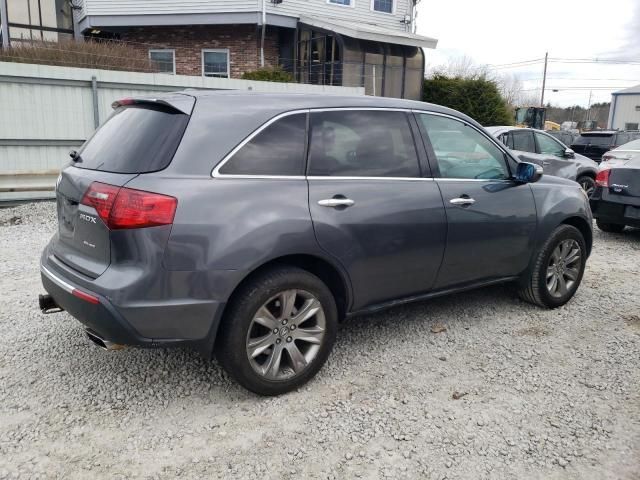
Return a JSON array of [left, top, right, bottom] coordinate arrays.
[[76, 105, 189, 174], [573, 134, 614, 146]]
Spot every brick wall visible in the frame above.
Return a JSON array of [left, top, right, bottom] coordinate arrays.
[[117, 25, 281, 77]]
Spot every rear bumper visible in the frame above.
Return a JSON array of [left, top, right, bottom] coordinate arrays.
[[41, 264, 153, 346], [40, 250, 236, 356], [590, 199, 640, 228]]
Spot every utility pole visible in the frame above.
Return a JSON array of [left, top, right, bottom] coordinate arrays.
[[0, 0, 10, 49], [586, 90, 593, 121], [540, 52, 548, 107]]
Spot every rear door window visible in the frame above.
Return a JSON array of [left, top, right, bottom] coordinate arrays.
[[510, 130, 536, 153], [307, 110, 420, 177], [77, 105, 190, 174], [218, 113, 307, 176]]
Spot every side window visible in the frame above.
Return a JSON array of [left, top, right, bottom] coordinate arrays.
[[511, 131, 536, 153], [418, 114, 509, 180], [308, 110, 420, 177], [535, 132, 565, 157], [219, 113, 306, 176]]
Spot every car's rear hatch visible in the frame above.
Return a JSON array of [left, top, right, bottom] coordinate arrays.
[[606, 159, 640, 205], [571, 133, 614, 160], [52, 94, 194, 278]]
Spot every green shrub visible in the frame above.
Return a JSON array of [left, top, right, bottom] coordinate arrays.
[[241, 67, 293, 83], [423, 75, 512, 126]]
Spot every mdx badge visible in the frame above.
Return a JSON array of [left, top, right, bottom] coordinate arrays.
[[79, 213, 97, 224]]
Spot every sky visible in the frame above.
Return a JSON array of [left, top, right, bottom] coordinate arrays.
[[415, 0, 640, 107]]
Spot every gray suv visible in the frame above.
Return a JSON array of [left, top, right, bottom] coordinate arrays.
[[40, 92, 592, 395]]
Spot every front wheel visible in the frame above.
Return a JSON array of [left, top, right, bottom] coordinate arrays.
[[216, 266, 337, 396], [518, 225, 587, 308]]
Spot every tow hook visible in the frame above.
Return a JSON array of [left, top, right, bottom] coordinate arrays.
[[39, 294, 63, 314]]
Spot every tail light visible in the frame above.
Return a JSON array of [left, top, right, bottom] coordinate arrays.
[[595, 169, 610, 188], [81, 182, 177, 229]]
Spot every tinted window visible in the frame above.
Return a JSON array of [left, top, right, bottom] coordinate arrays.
[[574, 134, 614, 146], [219, 113, 306, 176], [535, 132, 565, 156], [418, 114, 509, 180], [308, 110, 420, 177], [510, 131, 536, 153], [77, 106, 189, 174]]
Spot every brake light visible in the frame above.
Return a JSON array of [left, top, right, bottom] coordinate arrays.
[[595, 169, 610, 188], [81, 182, 177, 229]]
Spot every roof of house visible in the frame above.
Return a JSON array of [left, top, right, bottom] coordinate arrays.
[[612, 84, 640, 95], [299, 16, 438, 49]]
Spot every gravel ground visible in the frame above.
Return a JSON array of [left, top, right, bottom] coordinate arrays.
[[0, 201, 638, 480]]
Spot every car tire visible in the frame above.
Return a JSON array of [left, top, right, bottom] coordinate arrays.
[[518, 225, 587, 309], [577, 175, 596, 197], [596, 220, 626, 233], [216, 266, 338, 396]]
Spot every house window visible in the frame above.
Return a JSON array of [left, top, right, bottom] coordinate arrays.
[[149, 50, 175, 75], [372, 0, 393, 13], [202, 49, 230, 78], [625, 123, 639, 131], [327, 0, 353, 6]]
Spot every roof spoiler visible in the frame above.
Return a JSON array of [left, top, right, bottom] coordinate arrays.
[[111, 94, 195, 115]]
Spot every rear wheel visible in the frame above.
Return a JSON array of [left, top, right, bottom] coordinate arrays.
[[518, 225, 587, 308], [596, 220, 626, 233], [217, 266, 337, 396], [577, 175, 596, 197]]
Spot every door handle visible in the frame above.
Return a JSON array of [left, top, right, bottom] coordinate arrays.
[[318, 198, 355, 208], [542, 161, 551, 166], [449, 197, 475, 206]]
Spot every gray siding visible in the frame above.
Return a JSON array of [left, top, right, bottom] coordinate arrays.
[[79, 0, 413, 32], [609, 94, 640, 130]]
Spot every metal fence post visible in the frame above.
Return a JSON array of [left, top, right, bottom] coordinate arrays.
[[91, 76, 100, 129]]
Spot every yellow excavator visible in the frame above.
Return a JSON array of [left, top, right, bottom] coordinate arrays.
[[514, 106, 546, 130]]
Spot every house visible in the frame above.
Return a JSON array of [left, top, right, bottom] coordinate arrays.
[[608, 84, 640, 131], [0, 0, 437, 100]]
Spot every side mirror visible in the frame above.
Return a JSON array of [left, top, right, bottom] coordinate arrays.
[[515, 162, 543, 183], [564, 148, 575, 159]]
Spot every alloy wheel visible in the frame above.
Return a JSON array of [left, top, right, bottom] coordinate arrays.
[[546, 239, 582, 298], [246, 289, 326, 380], [579, 178, 595, 197]]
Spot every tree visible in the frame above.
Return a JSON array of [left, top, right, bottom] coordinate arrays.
[[423, 74, 512, 126]]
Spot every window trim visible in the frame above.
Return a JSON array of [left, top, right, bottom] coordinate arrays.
[[412, 110, 515, 181], [212, 107, 515, 181], [149, 49, 176, 75], [370, 0, 395, 14], [326, 0, 355, 7], [202, 48, 230, 78], [212, 110, 309, 179]]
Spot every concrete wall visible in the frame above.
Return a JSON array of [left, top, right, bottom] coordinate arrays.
[[0, 61, 363, 201], [608, 93, 640, 130]]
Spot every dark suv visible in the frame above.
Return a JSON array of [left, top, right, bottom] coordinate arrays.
[[40, 92, 592, 395], [571, 131, 640, 162]]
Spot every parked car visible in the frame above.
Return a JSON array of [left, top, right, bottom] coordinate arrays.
[[547, 130, 578, 147], [486, 126, 599, 196], [571, 131, 640, 162], [39, 93, 593, 395], [600, 138, 640, 167], [590, 155, 640, 233]]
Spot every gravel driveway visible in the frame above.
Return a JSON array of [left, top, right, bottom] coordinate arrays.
[[0, 201, 638, 480]]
